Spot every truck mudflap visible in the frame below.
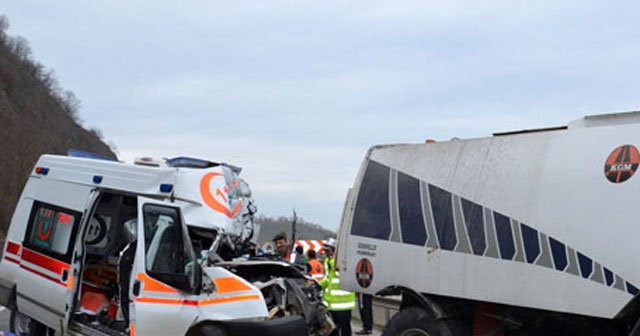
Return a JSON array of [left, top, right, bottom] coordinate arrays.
[[222, 316, 308, 336]]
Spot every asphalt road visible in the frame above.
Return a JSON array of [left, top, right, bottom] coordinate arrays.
[[0, 308, 382, 335], [352, 319, 383, 336], [0, 307, 9, 331]]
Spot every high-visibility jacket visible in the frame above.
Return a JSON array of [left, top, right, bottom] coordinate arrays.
[[308, 258, 325, 282], [320, 257, 356, 311]]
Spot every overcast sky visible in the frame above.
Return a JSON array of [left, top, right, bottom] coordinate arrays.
[[4, 1, 640, 230]]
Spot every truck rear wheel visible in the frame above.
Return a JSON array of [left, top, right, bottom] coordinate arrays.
[[383, 307, 453, 336]]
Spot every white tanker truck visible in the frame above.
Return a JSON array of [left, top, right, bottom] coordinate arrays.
[[337, 112, 640, 335]]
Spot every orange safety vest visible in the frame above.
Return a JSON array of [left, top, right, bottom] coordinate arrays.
[[308, 258, 325, 282]]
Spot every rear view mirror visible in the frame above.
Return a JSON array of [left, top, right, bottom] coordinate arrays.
[[192, 263, 203, 294]]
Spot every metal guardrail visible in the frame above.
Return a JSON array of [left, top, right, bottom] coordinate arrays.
[[353, 296, 401, 329]]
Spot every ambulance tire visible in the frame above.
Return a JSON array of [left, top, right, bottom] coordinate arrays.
[[188, 324, 228, 336], [382, 307, 454, 336], [9, 309, 48, 336]]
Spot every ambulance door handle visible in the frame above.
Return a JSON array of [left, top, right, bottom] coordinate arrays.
[[133, 280, 141, 297], [61, 269, 68, 282]]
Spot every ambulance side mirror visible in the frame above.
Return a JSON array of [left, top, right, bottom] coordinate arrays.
[[192, 263, 203, 294]]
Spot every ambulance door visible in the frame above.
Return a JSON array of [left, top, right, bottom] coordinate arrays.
[[16, 201, 83, 333], [130, 197, 201, 335], [63, 189, 101, 333]]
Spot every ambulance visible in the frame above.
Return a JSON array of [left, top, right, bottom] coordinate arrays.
[[0, 154, 311, 336], [338, 112, 640, 335]]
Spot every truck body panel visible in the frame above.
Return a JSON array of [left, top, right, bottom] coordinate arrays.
[[339, 113, 640, 320]]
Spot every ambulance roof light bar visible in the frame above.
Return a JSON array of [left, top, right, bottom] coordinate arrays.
[[134, 157, 163, 167], [165, 157, 242, 174], [68, 149, 118, 162]]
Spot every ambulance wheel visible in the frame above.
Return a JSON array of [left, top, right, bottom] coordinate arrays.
[[382, 307, 450, 336], [10, 309, 47, 336], [188, 324, 228, 336]]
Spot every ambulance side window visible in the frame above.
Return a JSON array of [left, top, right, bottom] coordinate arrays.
[[23, 201, 81, 263]]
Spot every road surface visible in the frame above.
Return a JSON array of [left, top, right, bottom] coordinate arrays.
[[0, 307, 9, 331], [0, 308, 382, 335], [352, 318, 383, 336]]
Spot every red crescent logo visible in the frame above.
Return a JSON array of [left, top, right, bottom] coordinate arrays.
[[38, 220, 53, 241], [200, 172, 241, 218]]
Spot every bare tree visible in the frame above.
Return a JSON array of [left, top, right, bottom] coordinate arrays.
[[57, 90, 82, 122], [9, 36, 32, 61], [89, 127, 104, 140], [0, 19, 117, 233], [0, 15, 9, 41], [41, 69, 58, 92]]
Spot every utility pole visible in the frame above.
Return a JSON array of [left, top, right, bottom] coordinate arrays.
[[290, 208, 297, 253]]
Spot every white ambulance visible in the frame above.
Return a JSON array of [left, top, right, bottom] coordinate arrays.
[[0, 154, 309, 336]]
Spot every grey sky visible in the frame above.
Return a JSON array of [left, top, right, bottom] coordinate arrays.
[[4, 1, 640, 230]]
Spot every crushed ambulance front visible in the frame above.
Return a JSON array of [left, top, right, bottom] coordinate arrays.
[[168, 165, 311, 332], [168, 163, 323, 335], [173, 164, 256, 241]]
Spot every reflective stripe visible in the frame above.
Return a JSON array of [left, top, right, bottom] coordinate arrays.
[[4, 256, 19, 265], [137, 273, 179, 294], [323, 257, 356, 311], [328, 289, 352, 296], [327, 301, 356, 310], [67, 275, 75, 289], [134, 294, 261, 306], [6, 241, 21, 256], [213, 277, 252, 294], [135, 297, 197, 306], [21, 248, 70, 276], [20, 264, 67, 287], [198, 294, 262, 306]]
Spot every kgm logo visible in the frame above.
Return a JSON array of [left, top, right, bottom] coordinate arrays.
[[605, 145, 640, 183]]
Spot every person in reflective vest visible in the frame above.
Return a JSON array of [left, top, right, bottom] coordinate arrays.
[[321, 238, 356, 336], [307, 249, 324, 282]]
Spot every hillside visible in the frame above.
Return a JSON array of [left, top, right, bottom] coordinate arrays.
[[255, 214, 336, 244], [0, 16, 116, 233]]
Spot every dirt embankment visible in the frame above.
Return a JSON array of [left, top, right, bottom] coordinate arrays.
[[0, 16, 116, 234]]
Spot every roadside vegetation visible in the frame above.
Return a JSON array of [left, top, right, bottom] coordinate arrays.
[[0, 15, 116, 234]]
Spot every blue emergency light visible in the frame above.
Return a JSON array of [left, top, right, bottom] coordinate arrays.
[[35, 167, 49, 175], [93, 175, 103, 184], [160, 184, 173, 193]]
